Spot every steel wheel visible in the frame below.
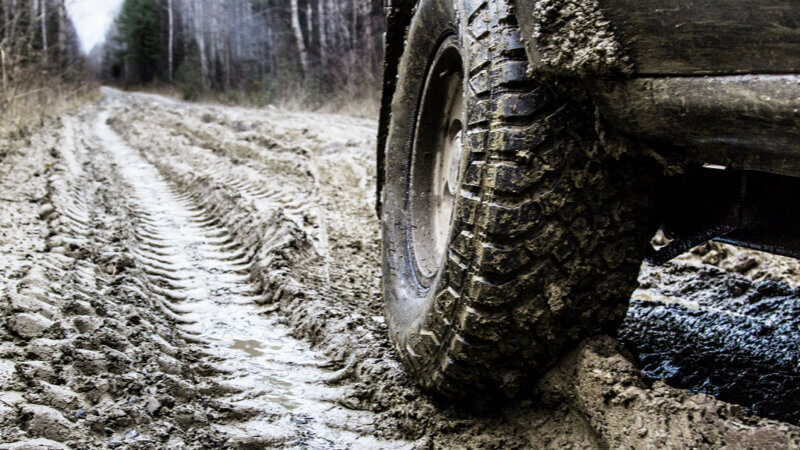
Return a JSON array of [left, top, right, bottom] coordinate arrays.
[[408, 35, 465, 287]]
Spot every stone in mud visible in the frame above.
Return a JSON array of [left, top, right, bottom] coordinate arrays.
[[145, 397, 161, 416], [7, 313, 55, 339], [157, 355, 182, 375], [81, 378, 110, 405], [18, 404, 78, 442], [89, 326, 130, 351], [104, 348, 133, 374], [61, 300, 94, 317], [124, 429, 139, 439], [99, 407, 135, 430], [733, 255, 759, 274], [160, 375, 193, 400], [37, 204, 55, 220], [172, 405, 207, 429]]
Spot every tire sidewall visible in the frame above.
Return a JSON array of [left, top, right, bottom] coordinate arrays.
[[382, 0, 460, 356]]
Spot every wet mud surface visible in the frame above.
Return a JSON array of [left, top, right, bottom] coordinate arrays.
[[0, 88, 798, 448], [622, 256, 800, 425]]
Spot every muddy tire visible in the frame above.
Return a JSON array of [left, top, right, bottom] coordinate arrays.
[[381, 0, 656, 399]]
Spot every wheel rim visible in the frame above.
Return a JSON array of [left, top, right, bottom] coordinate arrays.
[[409, 36, 465, 286]]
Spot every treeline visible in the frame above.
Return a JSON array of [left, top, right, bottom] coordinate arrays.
[[101, 0, 385, 110], [0, 0, 93, 137]]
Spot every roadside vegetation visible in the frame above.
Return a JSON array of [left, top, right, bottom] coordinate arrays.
[[97, 0, 385, 116], [0, 0, 97, 144]]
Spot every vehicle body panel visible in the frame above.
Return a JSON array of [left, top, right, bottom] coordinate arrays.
[[596, 0, 800, 76], [378, 0, 800, 210], [594, 75, 800, 177], [514, 0, 800, 76]]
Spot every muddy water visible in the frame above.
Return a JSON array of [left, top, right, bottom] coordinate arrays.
[[94, 108, 410, 448], [621, 262, 800, 425]]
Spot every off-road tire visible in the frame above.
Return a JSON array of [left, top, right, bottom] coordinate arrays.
[[382, 0, 656, 399]]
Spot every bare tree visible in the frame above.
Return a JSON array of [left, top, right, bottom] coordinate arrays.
[[317, 0, 327, 65], [167, 0, 173, 81], [56, 0, 64, 66], [192, 0, 208, 88], [290, 0, 308, 77], [39, 0, 45, 63]]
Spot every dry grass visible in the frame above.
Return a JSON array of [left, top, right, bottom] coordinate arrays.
[[133, 82, 185, 100], [293, 90, 380, 119], [258, 82, 380, 119], [0, 67, 100, 142], [112, 78, 380, 120]]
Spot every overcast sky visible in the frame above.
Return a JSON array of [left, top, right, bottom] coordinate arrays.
[[66, 0, 125, 53]]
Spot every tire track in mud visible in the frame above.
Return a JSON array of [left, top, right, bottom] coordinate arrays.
[[94, 109, 409, 448], [622, 262, 800, 425], [0, 111, 232, 447]]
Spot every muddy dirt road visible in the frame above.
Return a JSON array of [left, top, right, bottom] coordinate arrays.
[[1, 88, 799, 448]]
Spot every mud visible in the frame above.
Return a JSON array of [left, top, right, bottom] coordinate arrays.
[[527, 0, 633, 75], [0, 88, 798, 448], [622, 258, 800, 425]]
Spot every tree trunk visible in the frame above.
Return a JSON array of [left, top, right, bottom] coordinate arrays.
[[363, 1, 374, 79], [167, 0, 173, 81], [290, 0, 308, 77], [317, 0, 327, 65], [57, 0, 65, 68], [193, 0, 208, 89], [8, 0, 18, 57], [28, 0, 36, 55], [2, 0, 8, 45], [306, 1, 313, 57], [1, 46, 7, 93], [265, 9, 274, 75], [39, 0, 45, 63]]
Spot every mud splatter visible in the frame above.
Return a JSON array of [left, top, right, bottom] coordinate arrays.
[[529, 0, 632, 75]]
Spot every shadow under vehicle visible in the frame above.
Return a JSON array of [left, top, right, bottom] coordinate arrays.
[[376, 0, 800, 398]]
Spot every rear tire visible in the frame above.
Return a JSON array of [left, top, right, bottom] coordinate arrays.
[[382, 0, 656, 399]]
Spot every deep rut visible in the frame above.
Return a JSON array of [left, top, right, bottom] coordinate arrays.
[[94, 110, 407, 448]]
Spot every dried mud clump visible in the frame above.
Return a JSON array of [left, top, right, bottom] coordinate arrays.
[[531, 0, 632, 76]]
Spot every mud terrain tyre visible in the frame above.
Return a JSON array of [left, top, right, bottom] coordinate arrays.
[[382, 0, 655, 399]]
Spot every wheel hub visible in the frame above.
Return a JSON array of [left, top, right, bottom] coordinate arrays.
[[408, 36, 464, 285]]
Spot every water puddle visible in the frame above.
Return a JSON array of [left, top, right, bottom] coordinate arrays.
[[95, 104, 410, 448]]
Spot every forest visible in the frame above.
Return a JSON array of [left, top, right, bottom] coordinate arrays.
[[0, 0, 92, 138], [98, 0, 385, 110], [0, 0, 385, 130]]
